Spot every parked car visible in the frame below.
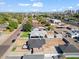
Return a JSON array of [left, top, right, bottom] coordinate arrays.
[[74, 37, 79, 42], [64, 18, 69, 22], [12, 39, 16, 43], [66, 27, 71, 30]]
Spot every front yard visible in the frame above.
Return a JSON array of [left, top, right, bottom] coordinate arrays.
[[20, 32, 30, 39], [21, 32, 29, 37]]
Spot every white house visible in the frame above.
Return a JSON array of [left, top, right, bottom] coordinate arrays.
[[30, 28, 47, 39], [50, 19, 61, 25], [28, 28, 47, 48]]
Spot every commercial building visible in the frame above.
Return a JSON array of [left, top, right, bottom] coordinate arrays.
[[56, 44, 79, 57]]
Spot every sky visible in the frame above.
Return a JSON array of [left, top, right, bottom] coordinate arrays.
[[0, 0, 79, 12]]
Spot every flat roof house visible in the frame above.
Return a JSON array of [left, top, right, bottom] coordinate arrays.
[[49, 19, 61, 25], [57, 44, 79, 57], [28, 28, 47, 49]]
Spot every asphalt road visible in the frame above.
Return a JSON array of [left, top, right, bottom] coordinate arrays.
[[64, 37, 79, 49], [0, 25, 22, 58], [61, 30, 79, 50], [0, 45, 10, 58]]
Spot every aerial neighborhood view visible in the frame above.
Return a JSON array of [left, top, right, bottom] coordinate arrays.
[[0, 0, 79, 59]]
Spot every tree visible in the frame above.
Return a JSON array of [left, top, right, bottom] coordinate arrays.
[[22, 21, 32, 32], [46, 25, 54, 30], [0, 19, 6, 24], [7, 20, 18, 31], [45, 22, 50, 26], [28, 15, 32, 23], [0, 16, 6, 24]]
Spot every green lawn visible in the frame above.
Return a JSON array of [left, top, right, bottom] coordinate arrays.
[[21, 32, 29, 38], [12, 47, 16, 51], [67, 57, 79, 59]]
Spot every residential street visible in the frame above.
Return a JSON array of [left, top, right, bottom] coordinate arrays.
[[64, 37, 79, 49], [55, 28, 79, 50], [0, 25, 22, 58]]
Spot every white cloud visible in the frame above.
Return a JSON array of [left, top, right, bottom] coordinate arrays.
[[0, 2, 5, 5], [18, 3, 30, 7], [32, 2, 43, 7], [68, 6, 73, 9], [77, 4, 79, 6]]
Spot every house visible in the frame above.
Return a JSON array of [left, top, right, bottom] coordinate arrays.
[[29, 28, 47, 39], [23, 47, 59, 59], [49, 19, 61, 25], [56, 44, 79, 57], [67, 30, 79, 38], [28, 28, 47, 49], [0, 23, 9, 31]]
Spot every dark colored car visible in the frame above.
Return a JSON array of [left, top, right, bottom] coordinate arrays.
[[66, 27, 71, 30], [74, 37, 79, 42], [12, 39, 16, 43], [64, 18, 69, 22]]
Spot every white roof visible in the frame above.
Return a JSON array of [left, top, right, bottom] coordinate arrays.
[[30, 29, 47, 37], [33, 27, 45, 31], [51, 19, 61, 22]]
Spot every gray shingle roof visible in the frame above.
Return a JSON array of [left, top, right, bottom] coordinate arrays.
[[28, 39, 45, 48], [59, 44, 79, 53]]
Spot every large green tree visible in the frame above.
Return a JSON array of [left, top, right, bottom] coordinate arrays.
[[22, 21, 32, 32], [7, 20, 18, 31]]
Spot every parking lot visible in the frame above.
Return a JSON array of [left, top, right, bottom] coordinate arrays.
[[55, 27, 79, 50]]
